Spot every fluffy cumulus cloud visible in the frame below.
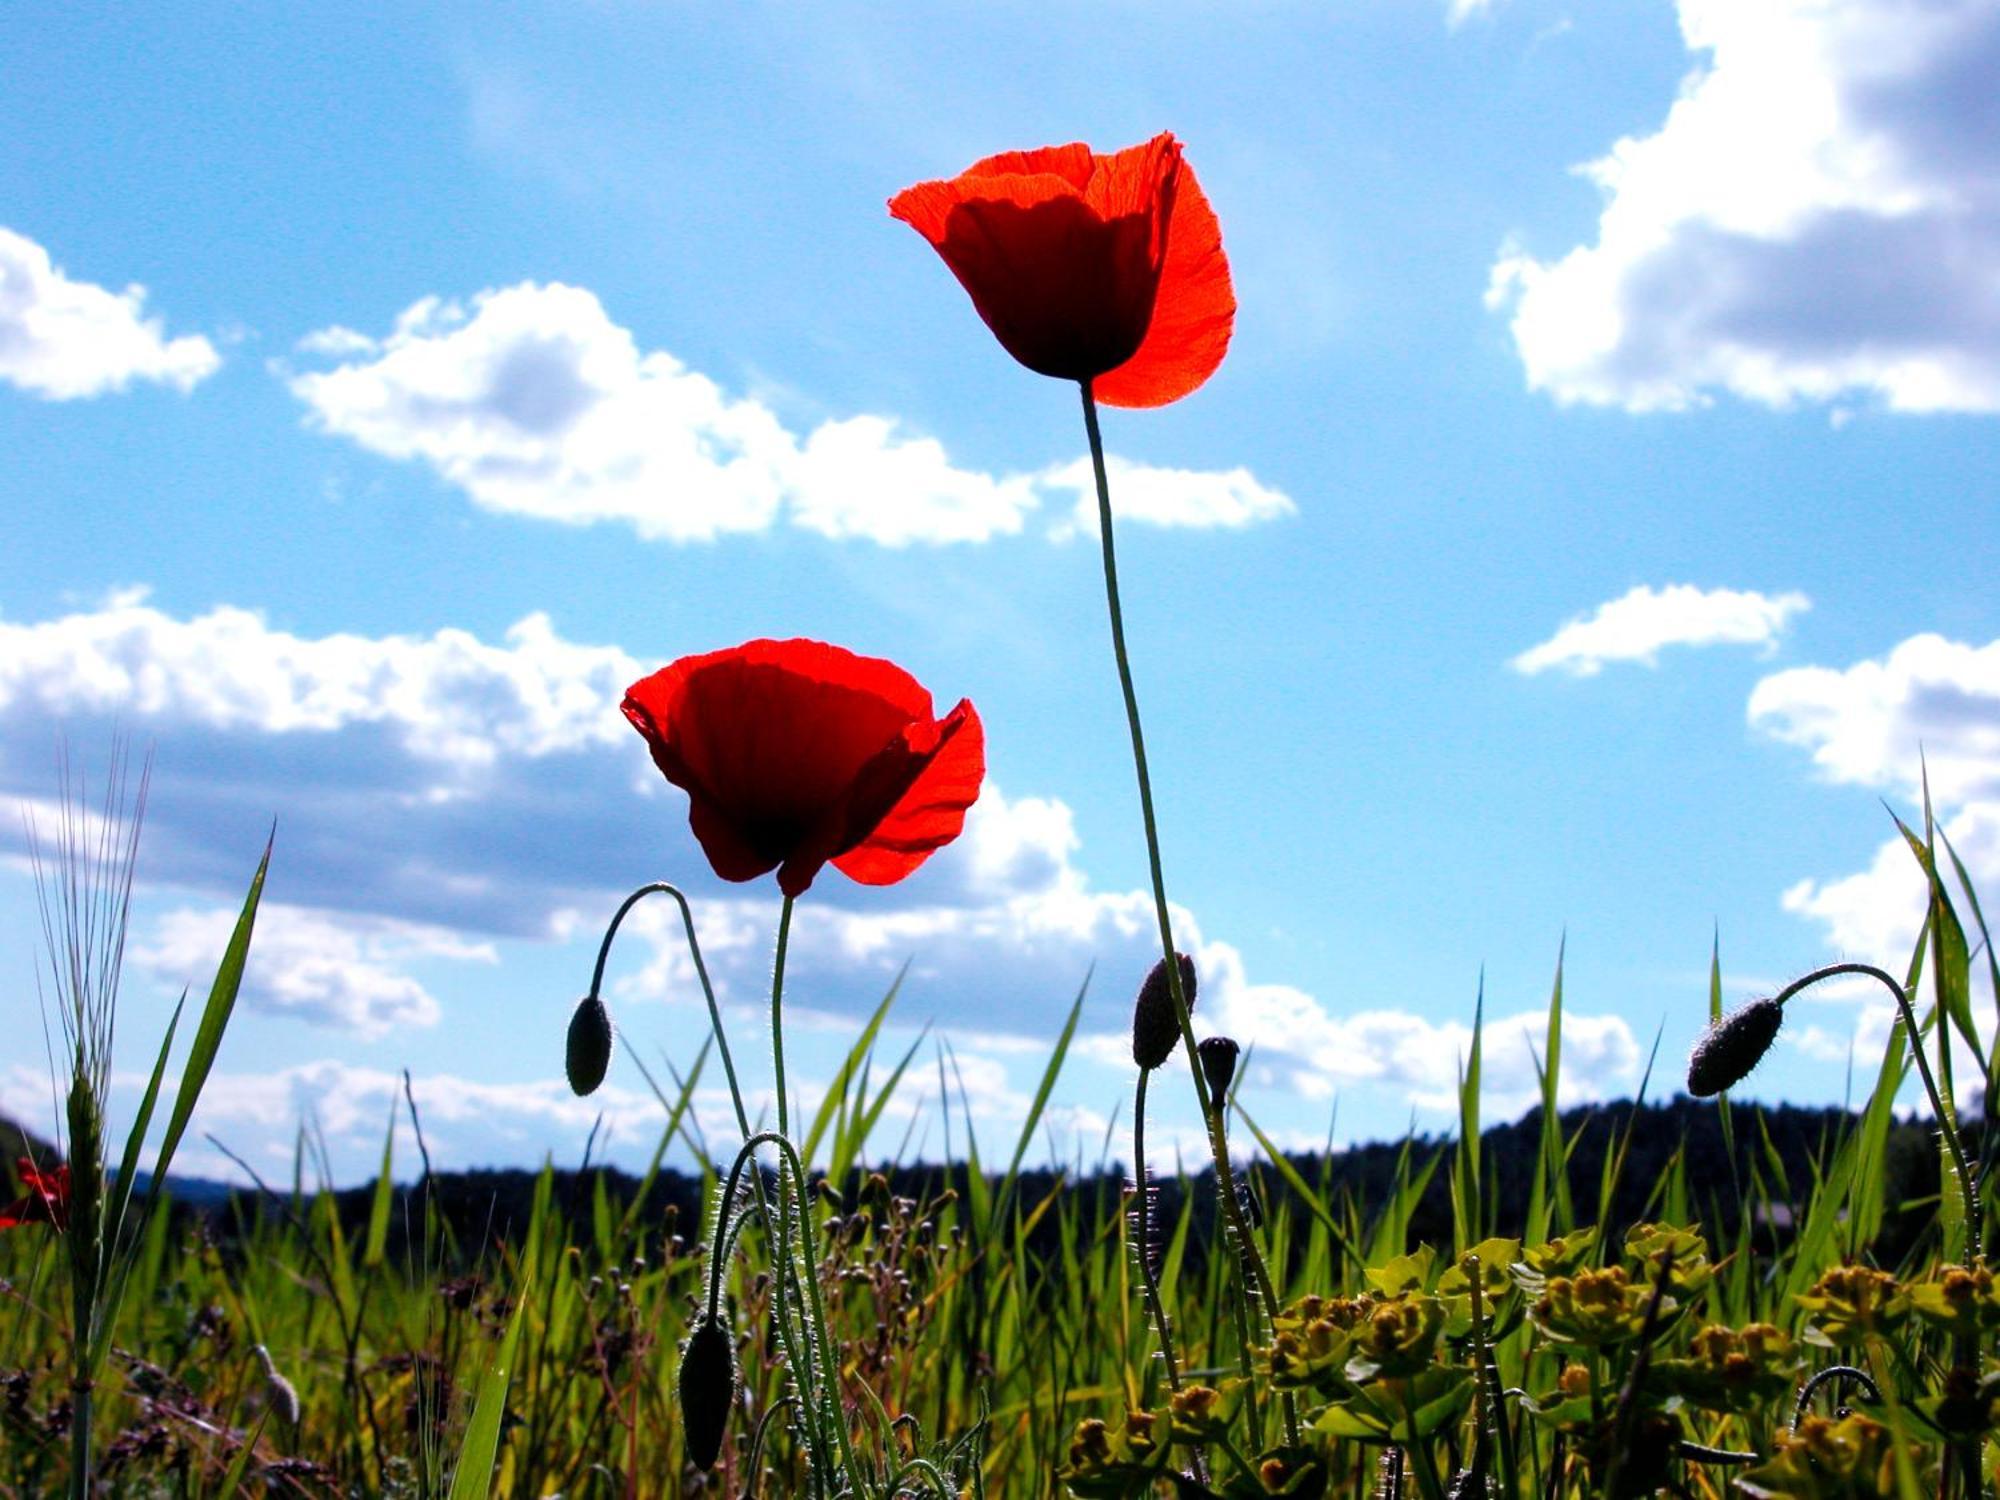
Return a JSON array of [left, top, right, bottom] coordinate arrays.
[[1751, 633, 2000, 1037], [0, 227, 220, 399], [1488, 0, 2000, 412], [1040, 456, 1298, 542], [1513, 583, 1810, 677], [288, 283, 1291, 546], [132, 904, 495, 1038]]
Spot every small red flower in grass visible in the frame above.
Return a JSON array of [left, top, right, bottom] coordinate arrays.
[[890, 131, 1234, 407], [623, 639, 984, 899], [0, 1159, 70, 1231]]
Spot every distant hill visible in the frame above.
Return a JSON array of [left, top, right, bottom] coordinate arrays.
[[1, 1094, 1967, 1268]]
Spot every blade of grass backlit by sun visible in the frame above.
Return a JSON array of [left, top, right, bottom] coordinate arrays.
[[447, 1248, 533, 1500], [363, 1101, 395, 1269], [801, 970, 903, 1172], [1524, 945, 1567, 1245], [142, 835, 271, 1222], [832, 1025, 929, 1189], [996, 975, 1085, 1226], [1453, 976, 1484, 1248], [1938, 824, 2000, 1105]]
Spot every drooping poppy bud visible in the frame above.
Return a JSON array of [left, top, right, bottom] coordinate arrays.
[[566, 995, 615, 1097], [1131, 953, 1197, 1071], [678, 1316, 738, 1471], [1687, 997, 1783, 1097], [1198, 1035, 1240, 1102]]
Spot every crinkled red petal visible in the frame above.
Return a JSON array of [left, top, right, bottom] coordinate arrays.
[[1094, 154, 1233, 408], [833, 700, 986, 886]]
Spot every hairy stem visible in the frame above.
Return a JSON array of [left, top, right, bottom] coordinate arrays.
[[1081, 380, 1298, 1445]]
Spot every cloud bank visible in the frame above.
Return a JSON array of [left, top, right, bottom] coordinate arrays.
[[1488, 0, 2000, 413], [289, 283, 1294, 547]]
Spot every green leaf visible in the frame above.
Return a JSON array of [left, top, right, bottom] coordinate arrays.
[[148, 835, 271, 1207], [447, 1248, 534, 1500], [363, 1100, 395, 1269]]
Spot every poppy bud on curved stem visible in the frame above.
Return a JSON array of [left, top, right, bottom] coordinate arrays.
[[678, 1315, 738, 1471], [1686, 996, 1784, 1098], [1131, 953, 1198, 1071], [1198, 1036, 1240, 1104], [565, 995, 615, 1097]]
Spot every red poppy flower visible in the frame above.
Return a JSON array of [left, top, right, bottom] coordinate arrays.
[[622, 639, 984, 899], [889, 131, 1234, 408], [0, 1159, 70, 1231]]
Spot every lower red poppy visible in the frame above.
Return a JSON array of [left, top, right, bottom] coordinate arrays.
[[622, 639, 984, 898]]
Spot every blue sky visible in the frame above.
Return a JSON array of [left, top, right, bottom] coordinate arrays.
[[6, 0, 2000, 1185]]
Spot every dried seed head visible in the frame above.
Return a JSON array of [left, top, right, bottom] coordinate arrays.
[[677, 1317, 737, 1471], [1131, 953, 1198, 1071], [1687, 996, 1783, 1097], [1198, 1036, 1240, 1102], [565, 995, 615, 1097]]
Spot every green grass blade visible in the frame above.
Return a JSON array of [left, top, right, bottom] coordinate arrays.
[[448, 1248, 534, 1500], [363, 1099, 395, 1269], [147, 835, 272, 1205]]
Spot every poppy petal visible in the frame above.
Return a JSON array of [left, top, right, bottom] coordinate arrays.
[[624, 639, 981, 897], [1094, 156, 1233, 408], [961, 142, 1097, 189], [833, 700, 986, 886]]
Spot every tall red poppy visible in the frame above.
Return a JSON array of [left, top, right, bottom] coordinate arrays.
[[889, 132, 1234, 408], [0, 1159, 70, 1231], [622, 639, 984, 899]]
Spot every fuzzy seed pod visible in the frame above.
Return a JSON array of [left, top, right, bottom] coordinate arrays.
[[1198, 1035, 1240, 1103], [677, 1316, 737, 1471], [1687, 996, 1783, 1097], [565, 995, 615, 1096], [253, 1344, 301, 1427], [1131, 953, 1198, 1071]]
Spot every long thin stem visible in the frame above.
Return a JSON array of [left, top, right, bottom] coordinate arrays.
[[588, 881, 754, 1137], [1081, 381, 1298, 1444], [771, 895, 797, 1140], [1129, 1071, 1184, 1391], [1773, 962, 1980, 1262]]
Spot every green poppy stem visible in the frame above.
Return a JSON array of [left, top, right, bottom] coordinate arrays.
[[1080, 380, 1299, 1446], [771, 894, 796, 1141]]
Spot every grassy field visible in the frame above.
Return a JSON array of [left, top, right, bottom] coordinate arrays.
[[6, 859, 2000, 1499]]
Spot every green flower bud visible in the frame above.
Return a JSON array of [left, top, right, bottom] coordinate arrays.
[[1198, 1035, 1240, 1102], [678, 1316, 737, 1471], [1131, 953, 1197, 1071], [565, 995, 615, 1097], [1687, 996, 1782, 1098]]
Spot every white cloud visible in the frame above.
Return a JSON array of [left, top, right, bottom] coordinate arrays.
[[1487, 0, 2000, 413], [1752, 631, 2000, 973], [1751, 633, 2000, 803], [0, 227, 220, 399], [1202, 944, 1640, 1116], [1041, 456, 1297, 542], [0, 590, 638, 768], [1513, 583, 1809, 677], [132, 903, 493, 1038], [289, 283, 1292, 546]]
